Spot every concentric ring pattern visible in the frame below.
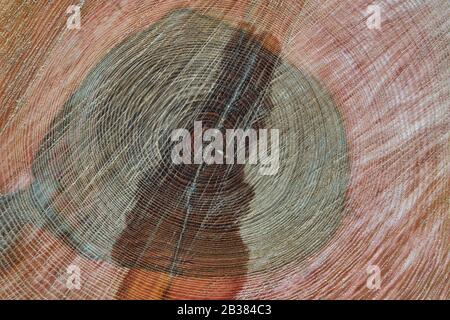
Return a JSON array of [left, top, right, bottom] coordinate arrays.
[[0, 1, 448, 299]]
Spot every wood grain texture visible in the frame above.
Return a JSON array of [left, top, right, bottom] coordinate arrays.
[[0, 0, 448, 300]]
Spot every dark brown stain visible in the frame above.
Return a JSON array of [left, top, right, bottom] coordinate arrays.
[[112, 25, 281, 285]]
